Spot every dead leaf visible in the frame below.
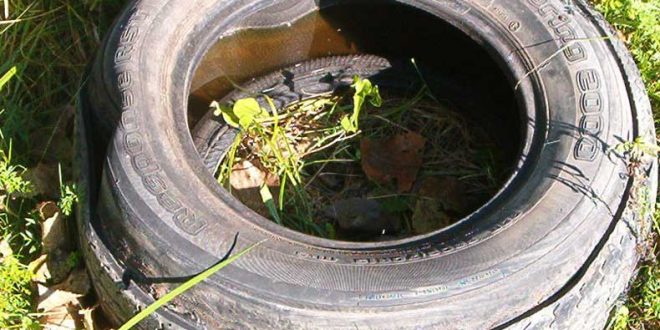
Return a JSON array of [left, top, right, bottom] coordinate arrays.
[[418, 177, 467, 213], [80, 307, 96, 330], [230, 160, 279, 190], [39, 201, 59, 220], [36, 269, 91, 330], [229, 160, 279, 218], [31, 254, 49, 283], [411, 177, 467, 234], [412, 202, 452, 235], [40, 305, 79, 330], [41, 205, 70, 254], [0, 239, 12, 261], [23, 162, 59, 197], [37, 284, 81, 314], [33, 262, 51, 284], [360, 132, 426, 192]]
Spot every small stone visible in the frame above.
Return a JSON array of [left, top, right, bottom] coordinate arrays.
[[46, 250, 74, 284], [325, 198, 401, 234], [42, 208, 71, 254]]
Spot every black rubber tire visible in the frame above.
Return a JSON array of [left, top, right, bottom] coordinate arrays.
[[76, 0, 657, 329]]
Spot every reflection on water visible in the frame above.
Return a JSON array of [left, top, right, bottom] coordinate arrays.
[[187, 3, 513, 128], [189, 11, 357, 123]]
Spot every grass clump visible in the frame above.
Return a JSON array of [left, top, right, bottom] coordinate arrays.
[[1, 1, 124, 328], [592, 0, 659, 117], [214, 77, 382, 237]]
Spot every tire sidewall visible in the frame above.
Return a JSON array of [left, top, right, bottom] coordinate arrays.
[[90, 0, 642, 328]]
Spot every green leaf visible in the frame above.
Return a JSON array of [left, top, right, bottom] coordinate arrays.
[[260, 184, 282, 224], [353, 76, 382, 107], [369, 85, 382, 107], [118, 241, 262, 330], [234, 98, 265, 129], [211, 98, 267, 129], [341, 77, 382, 133], [0, 66, 17, 91], [211, 101, 240, 128], [340, 116, 356, 133]]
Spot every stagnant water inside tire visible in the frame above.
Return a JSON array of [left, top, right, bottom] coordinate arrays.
[[188, 3, 522, 242]]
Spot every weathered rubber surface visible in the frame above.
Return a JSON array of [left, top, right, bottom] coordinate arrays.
[[503, 1, 658, 329], [76, 0, 657, 329]]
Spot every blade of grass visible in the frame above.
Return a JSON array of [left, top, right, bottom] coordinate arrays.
[[260, 184, 282, 224], [118, 240, 263, 330], [0, 66, 16, 91]]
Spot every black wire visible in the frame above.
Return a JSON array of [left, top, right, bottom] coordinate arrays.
[[120, 232, 239, 290]]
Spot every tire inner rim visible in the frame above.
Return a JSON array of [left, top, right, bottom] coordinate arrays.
[[184, 0, 544, 247]]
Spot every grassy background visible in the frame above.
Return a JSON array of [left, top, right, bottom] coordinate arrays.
[[0, 0, 658, 328], [591, 1, 660, 328], [1, 1, 124, 328]]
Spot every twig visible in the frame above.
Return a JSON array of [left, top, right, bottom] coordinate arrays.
[[515, 36, 612, 90]]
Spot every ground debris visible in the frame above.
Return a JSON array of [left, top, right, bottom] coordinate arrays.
[[229, 160, 279, 218], [325, 198, 402, 234], [412, 177, 467, 234], [36, 268, 91, 329], [360, 132, 426, 192]]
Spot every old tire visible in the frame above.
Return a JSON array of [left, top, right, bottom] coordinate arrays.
[[77, 0, 657, 329]]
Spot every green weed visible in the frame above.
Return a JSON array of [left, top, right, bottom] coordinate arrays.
[[592, 0, 659, 114], [0, 144, 32, 196], [57, 164, 78, 217], [0, 255, 38, 329], [610, 305, 631, 330], [213, 76, 380, 237], [1, 1, 124, 328]]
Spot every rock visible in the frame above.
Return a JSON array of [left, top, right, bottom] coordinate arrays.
[[325, 198, 402, 234], [52, 268, 91, 295], [46, 249, 74, 284], [41, 203, 71, 253]]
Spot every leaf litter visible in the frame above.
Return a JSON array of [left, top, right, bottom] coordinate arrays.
[[0, 200, 95, 329], [360, 131, 426, 193], [212, 73, 507, 241]]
